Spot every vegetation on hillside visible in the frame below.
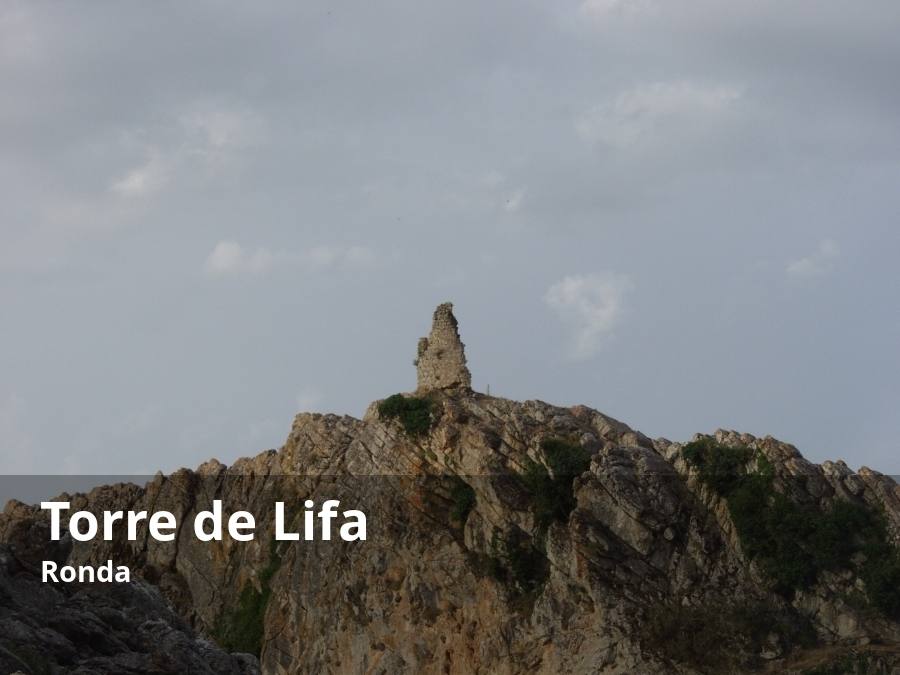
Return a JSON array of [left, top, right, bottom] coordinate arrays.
[[472, 527, 549, 615], [213, 540, 282, 656], [644, 601, 816, 671], [684, 438, 900, 618], [448, 476, 476, 524], [520, 438, 592, 532], [474, 437, 592, 610], [377, 394, 435, 436]]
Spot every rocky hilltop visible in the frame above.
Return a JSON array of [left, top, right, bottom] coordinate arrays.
[[3, 303, 900, 674]]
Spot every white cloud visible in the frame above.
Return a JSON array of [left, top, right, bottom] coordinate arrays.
[[787, 239, 840, 279], [204, 240, 275, 276], [503, 188, 526, 213], [203, 241, 377, 278], [479, 171, 525, 214], [304, 245, 341, 269], [180, 108, 263, 151], [110, 152, 168, 198], [179, 107, 265, 176], [544, 272, 632, 359], [3, 103, 266, 272], [576, 81, 743, 148], [110, 105, 263, 201]]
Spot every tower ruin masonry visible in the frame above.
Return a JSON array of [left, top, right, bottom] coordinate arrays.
[[415, 302, 472, 392]]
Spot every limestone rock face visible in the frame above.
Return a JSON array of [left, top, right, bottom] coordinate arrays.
[[5, 397, 900, 674], [416, 302, 472, 392]]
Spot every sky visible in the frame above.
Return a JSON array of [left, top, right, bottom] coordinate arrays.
[[1, 0, 899, 476]]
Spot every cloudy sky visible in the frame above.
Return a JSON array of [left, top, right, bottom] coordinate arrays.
[[2, 0, 899, 475]]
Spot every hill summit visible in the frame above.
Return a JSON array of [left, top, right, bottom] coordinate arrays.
[[3, 303, 900, 674]]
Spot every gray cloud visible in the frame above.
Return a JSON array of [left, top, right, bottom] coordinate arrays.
[[544, 273, 633, 359], [1, 0, 899, 475]]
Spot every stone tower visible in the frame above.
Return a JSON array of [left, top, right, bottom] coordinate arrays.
[[415, 302, 472, 392]]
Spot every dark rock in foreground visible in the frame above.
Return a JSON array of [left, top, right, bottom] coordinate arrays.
[[0, 544, 258, 675]]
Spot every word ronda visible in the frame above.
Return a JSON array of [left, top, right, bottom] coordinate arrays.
[[40, 499, 367, 543], [44, 559, 131, 583]]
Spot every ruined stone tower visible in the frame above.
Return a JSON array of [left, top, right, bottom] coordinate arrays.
[[415, 302, 472, 392]]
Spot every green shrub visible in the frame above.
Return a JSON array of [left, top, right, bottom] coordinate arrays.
[[860, 539, 900, 618], [506, 534, 549, 595], [377, 394, 435, 436], [520, 438, 592, 531], [520, 459, 559, 530], [214, 583, 270, 656], [213, 541, 282, 656], [644, 601, 816, 671], [479, 528, 549, 602], [541, 438, 592, 478], [448, 477, 476, 524], [683, 439, 900, 618], [682, 437, 755, 494], [482, 438, 590, 611]]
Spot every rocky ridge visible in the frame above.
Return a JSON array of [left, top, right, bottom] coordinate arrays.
[[2, 304, 900, 674]]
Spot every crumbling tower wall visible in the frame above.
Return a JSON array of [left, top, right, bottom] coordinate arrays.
[[415, 302, 472, 392]]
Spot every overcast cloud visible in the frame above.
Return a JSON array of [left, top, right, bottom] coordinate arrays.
[[1, 0, 899, 475]]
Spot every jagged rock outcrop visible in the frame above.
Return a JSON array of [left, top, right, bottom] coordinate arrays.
[[3, 304, 900, 674]]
